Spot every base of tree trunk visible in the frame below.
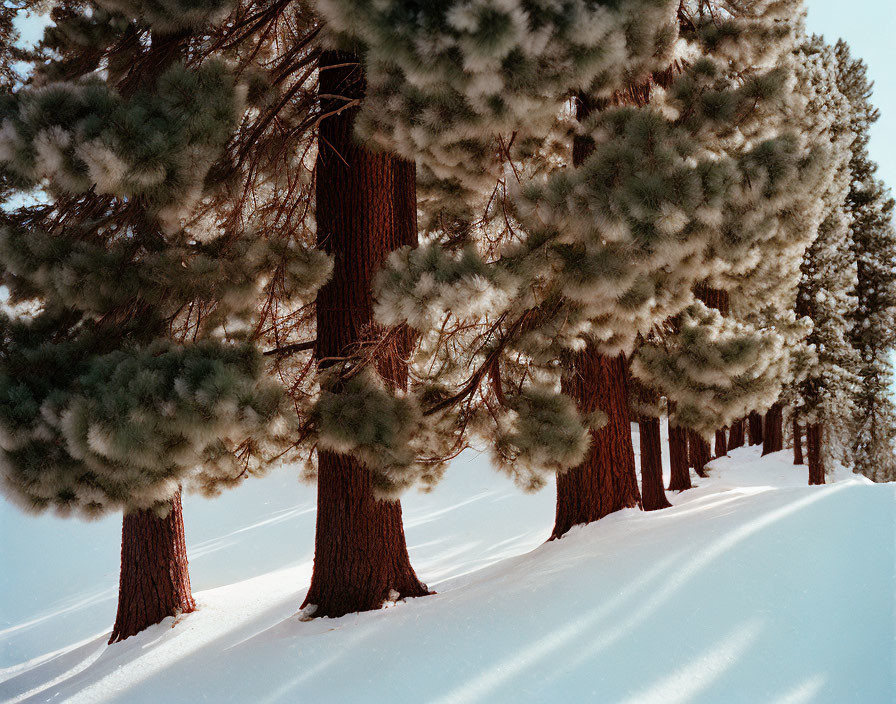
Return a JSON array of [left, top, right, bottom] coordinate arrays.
[[109, 491, 195, 644], [689, 430, 711, 478], [762, 403, 784, 455], [807, 423, 825, 485], [552, 348, 641, 538], [728, 418, 745, 449], [302, 452, 430, 618], [305, 50, 430, 619], [714, 428, 727, 458], [639, 416, 671, 511], [668, 421, 692, 492], [748, 411, 763, 446], [793, 420, 804, 465]]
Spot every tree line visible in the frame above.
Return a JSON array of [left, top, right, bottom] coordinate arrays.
[[1, 0, 893, 643]]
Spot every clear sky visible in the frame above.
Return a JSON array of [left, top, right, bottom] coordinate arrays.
[[12, 1, 896, 189], [804, 0, 896, 192]]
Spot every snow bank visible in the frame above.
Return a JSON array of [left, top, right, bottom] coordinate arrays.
[[1, 436, 893, 703]]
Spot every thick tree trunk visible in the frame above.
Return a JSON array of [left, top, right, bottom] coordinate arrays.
[[302, 50, 428, 618], [552, 348, 641, 538], [748, 411, 763, 446], [552, 95, 641, 538], [793, 420, 804, 465], [807, 422, 825, 485], [667, 407, 692, 491], [689, 430, 711, 478], [109, 491, 195, 644], [639, 416, 671, 511], [762, 402, 784, 455], [728, 418, 746, 449], [714, 428, 727, 458]]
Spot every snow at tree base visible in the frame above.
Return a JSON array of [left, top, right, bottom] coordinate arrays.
[[2, 437, 893, 704]]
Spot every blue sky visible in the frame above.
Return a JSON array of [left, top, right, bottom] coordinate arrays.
[[12, 1, 896, 188]]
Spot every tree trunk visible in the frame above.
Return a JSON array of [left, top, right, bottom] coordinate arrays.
[[728, 417, 745, 449], [714, 428, 727, 458], [109, 491, 195, 644], [762, 402, 784, 455], [689, 429, 711, 478], [807, 422, 825, 485], [639, 416, 671, 511], [748, 411, 763, 446], [302, 50, 428, 618], [552, 348, 642, 538], [667, 408, 692, 491], [793, 420, 804, 465], [552, 95, 641, 538]]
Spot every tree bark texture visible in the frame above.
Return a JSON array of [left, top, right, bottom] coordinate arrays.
[[553, 348, 642, 538], [639, 416, 671, 511], [689, 429, 711, 477], [714, 428, 727, 458], [667, 406, 692, 491], [552, 95, 641, 538], [109, 491, 195, 644], [728, 418, 746, 449], [302, 50, 428, 618], [694, 283, 730, 464], [807, 422, 825, 485], [748, 411, 764, 446], [762, 402, 784, 456], [793, 420, 804, 465]]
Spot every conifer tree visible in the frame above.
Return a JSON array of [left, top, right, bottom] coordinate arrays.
[[780, 39, 859, 485], [835, 41, 896, 483], [373, 0, 824, 537], [308, 0, 683, 560], [0, 0, 325, 641]]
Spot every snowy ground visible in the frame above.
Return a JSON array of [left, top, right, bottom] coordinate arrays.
[[1, 427, 893, 703]]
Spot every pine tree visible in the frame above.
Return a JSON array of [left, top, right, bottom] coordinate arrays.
[[312, 0, 683, 544], [373, 0, 822, 537], [835, 41, 896, 483], [0, 0, 324, 641], [779, 39, 860, 485]]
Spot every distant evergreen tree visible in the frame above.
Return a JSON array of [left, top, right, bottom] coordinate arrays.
[[835, 41, 896, 483], [780, 39, 860, 484], [0, 0, 326, 641]]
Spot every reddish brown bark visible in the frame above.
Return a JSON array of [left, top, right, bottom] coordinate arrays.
[[748, 411, 763, 446], [552, 348, 642, 538], [109, 491, 195, 643], [689, 430, 711, 477], [793, 420, 804, 465], [301, 50, 428, 618], [551, 95, 641, 538], [714, 428, 727, 458], [728, 418, 746, 449], [638, 416, 671, 511], [762, 402, 784, 456], [693, 282, 731, 316], [807, 423, 825, 485], [667, 409, 692, 491]]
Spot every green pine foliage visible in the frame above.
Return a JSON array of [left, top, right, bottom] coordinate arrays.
[[835, 41, 896, 482], [0, 0, 328, 517], [314, 0, 680, 224], [371, 0, 828, 489], [778, 39, 861, 471], [633, 302, 796, 438]]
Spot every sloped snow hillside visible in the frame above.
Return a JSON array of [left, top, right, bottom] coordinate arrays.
[[1, 430, 893, 703]]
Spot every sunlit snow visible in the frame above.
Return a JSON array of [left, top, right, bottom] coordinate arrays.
[[1, 426, 893, 703]]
